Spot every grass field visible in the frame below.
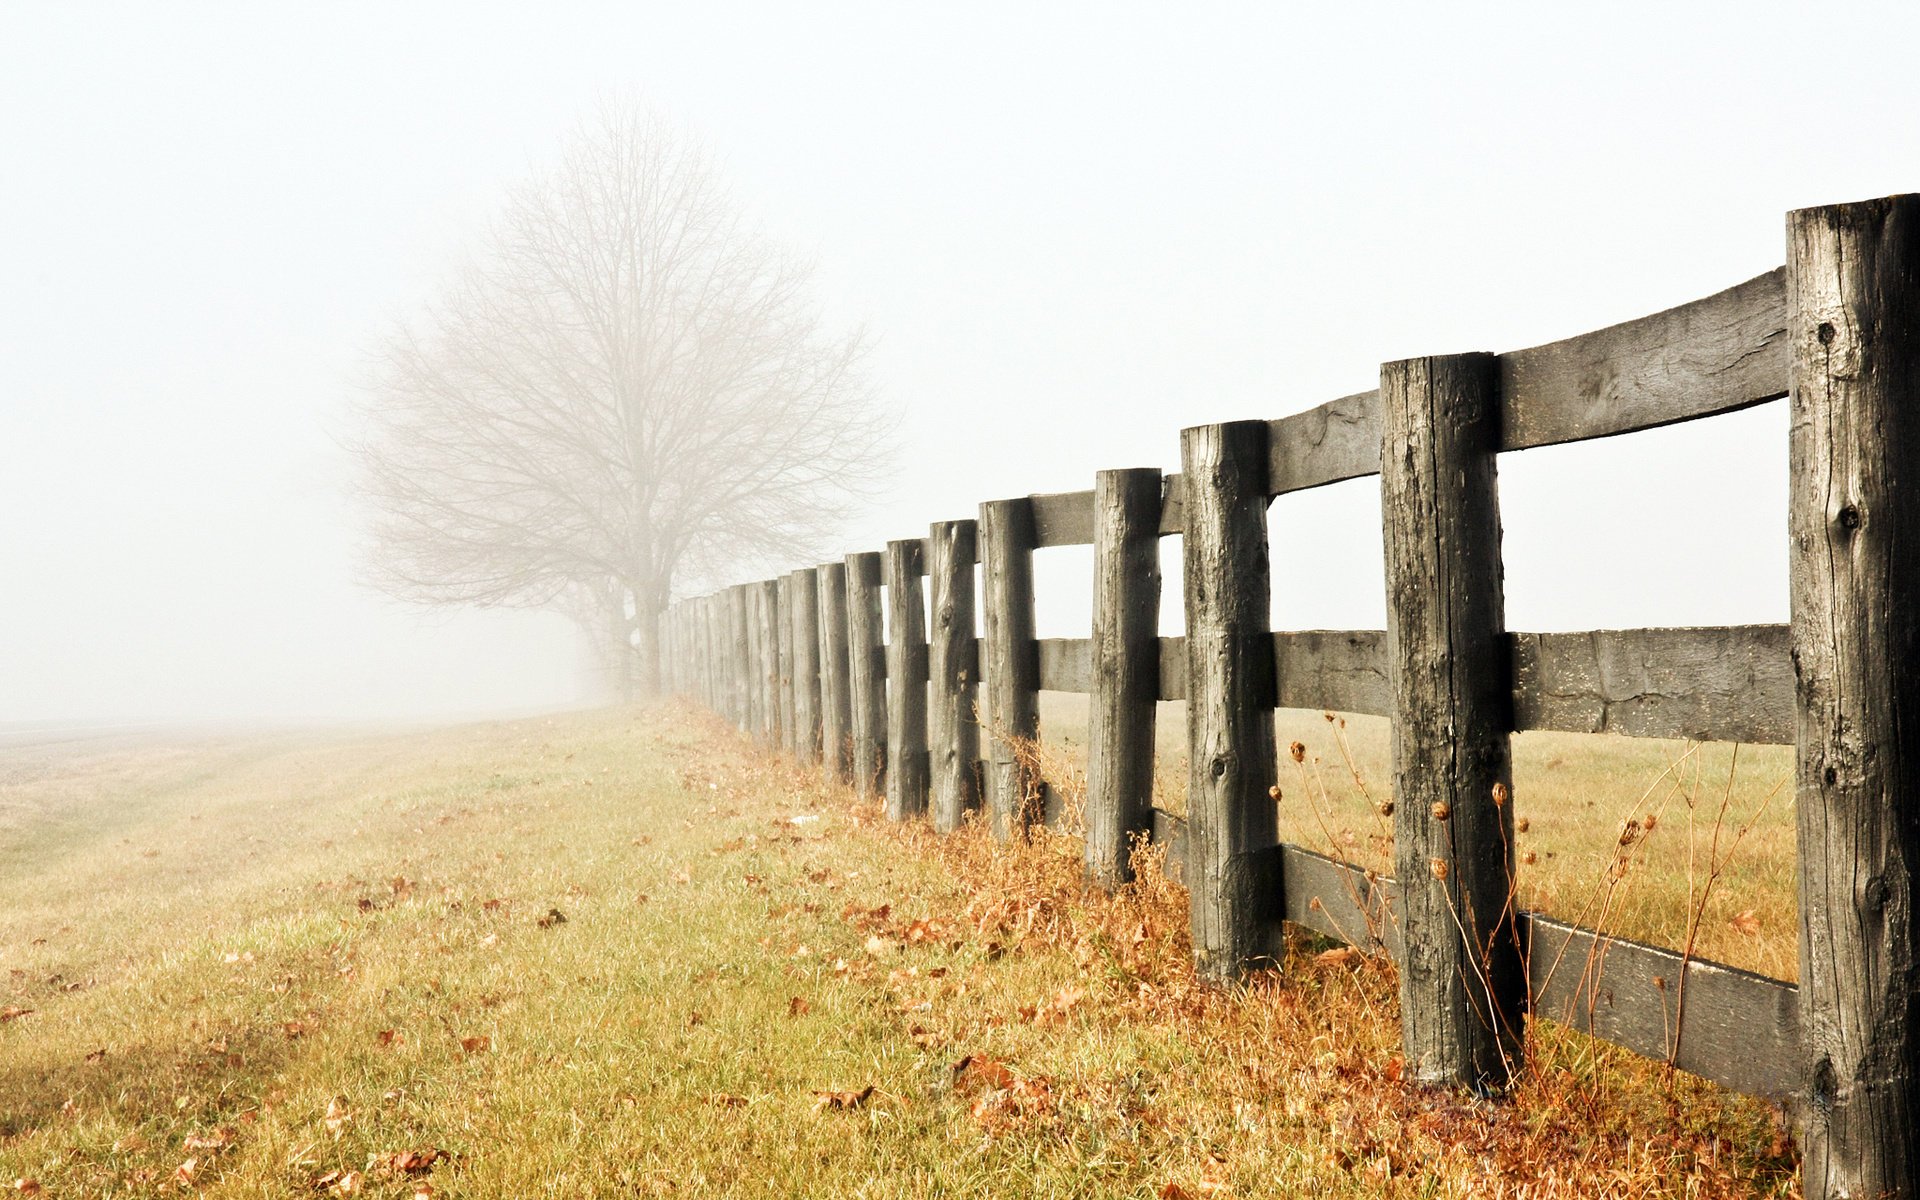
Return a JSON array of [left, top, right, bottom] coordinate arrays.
[[0, 704, 1798, 1197]]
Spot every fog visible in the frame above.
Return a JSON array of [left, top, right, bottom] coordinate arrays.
[[4, 2, 1916, 726]]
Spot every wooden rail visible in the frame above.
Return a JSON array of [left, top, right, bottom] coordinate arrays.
[[666, 197, 1920, 1198]]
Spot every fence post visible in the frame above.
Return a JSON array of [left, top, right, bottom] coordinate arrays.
[[734, 585, 759, 736], [1180, 421, 1279, 982], [775, 576, 795, 755], [980, 498, 1041, 838], [885, 538, 930, 820], [846, 551, 889, 798], [1787, 195, 1920, 1200], [1085, 468, 1164, 884], [928, 520, 981, 833], [749, 583, 772, 742], [1381, 352, 1522, 1092], [789, 568, 822, 763], [755, 580, 780, 746], [701, 594, 718, 713], [818, 562, 853, 782], [732, 585, 751, 730]]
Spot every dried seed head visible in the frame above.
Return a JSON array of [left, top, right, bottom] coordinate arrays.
[[1429, 858, 1450, 881], [1289, 741, 1306, 764], [1514, 817, 1530, 834], [1618, 819, 1641, 846], [1378, 801, 1394, 817], [1268, 785, 1282, 802], [1641, 812, 1658, 832], [1430, 801, 1452, 822], [1323, 711, 1336, 723], [1521, 851, 1537, 866], [1491, 782, 1509, 808]]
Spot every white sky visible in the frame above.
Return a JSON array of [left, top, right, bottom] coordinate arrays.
[[4, 1, 1916, 724]]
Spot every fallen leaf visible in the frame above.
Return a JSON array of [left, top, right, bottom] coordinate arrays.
[[183, 1126, 236, 1152], [0, 1007, 34, 1024], [864, 934, 896, 957], [283, 1020, 307, 1039], [376, 1030, 404, 1048], [1315, 947, 1359, 968], [459, 1035, 491, 1055], [951, 1054, 1016, 1092], [372, 1149, 449, 1176], [1730, 909, 1762, 937], [702, 1093, 748, 1108], [174, 1158, 199, 1186], [788, 996, 810, 1017], [671, 869, 692, 885], [535, 909, 567, 929], [324, 1097, 352, 1138], [13, 1181, 42, 1196]]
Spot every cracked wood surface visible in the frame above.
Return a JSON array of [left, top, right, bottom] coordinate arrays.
[[927, 520, 980, 833], [883, 540, 929, 821], [845, 552, 887, 799]]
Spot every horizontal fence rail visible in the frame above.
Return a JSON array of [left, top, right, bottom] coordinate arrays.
[[665, 197, 1920, 1199]]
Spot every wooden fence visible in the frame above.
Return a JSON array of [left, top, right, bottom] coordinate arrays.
[[661, 196, 1920, 1200]]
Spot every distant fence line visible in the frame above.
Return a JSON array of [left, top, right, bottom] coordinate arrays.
[[662, 196, 1920, 1200]]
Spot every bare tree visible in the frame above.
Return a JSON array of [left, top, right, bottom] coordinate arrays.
[[350, 104, 889, 698]]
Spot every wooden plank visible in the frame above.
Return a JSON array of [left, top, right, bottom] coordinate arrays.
[[728, 586, 750, 730], [1029, 489, 1096, 548], [845, 552, 887, 798], [1274, 630, 1390, 715], [1180, 420, 1281, 981], [1266, 389, 1383, 495], [1157, 637, 1187, 701], [1526, 914, 1799, 1100], [1499, 268, 1788, 451], [789, 569, 821, 763], [754, 580, 780, 746], [1158, 474, 1185, 535], [1787, 196, 1920, 1198], [1511, 626, 1792, 745], [1085, 468, 1164, 884], [1279, 844, 1402, 959], [884, 539, 930, 821], [1036, 638, 1091, 693], [927, 520, 981, 833], [1382, 351, 1523, 1091], [742, 585, 766, 740], [980, 499, 1041, 837], [817, 562, 853, 782]]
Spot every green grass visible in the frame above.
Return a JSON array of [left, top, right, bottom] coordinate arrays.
[[0, 705, 1797, 1197]]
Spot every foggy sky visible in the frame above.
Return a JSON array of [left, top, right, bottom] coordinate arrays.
[[5, 1, 1917, 724]]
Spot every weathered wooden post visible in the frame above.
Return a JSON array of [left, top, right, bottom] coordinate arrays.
[[741, 583, 764, 741], [818, 562, 853, 782], [1788, 195, 1920, 1200], [733, 585, 758, 736], [979, 498, 1040, 838], [885, 538, 930, 820], [846, 551, 889, 797], [928, 520, 981, 833], [1085, 468, 1164, 884], [755, 580, 781, 746], [732, 585, 752, 730], [1180, 421, 1279, 981], [775, 576, 796, 755], [1381, 352, 1522, 1093], [790, 568, 822, 763]]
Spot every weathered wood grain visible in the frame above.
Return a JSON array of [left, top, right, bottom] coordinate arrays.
[[1030, 489, 1096, 548], [1511, 626, 1791, 745], [1036, 639, 1091, 693], [1500, 268, 1787, 451], [728, 586, 750, 730], [927, 520, 981, 833], [1157, 637, 1187, 701], [1527, 915, 1799, 1100], [742, 585, 766, 740], [755, 580, 781, 746], [1086, 468, 1164, 884], [789, 569, 822, 764], [1266, 389, 1383, 495], [884, 539, 930, 821], [1382, 352, 1522, 1092], [1787, 196, 1920, 1199], [845, 552, 888, 798], [1274, 630, 1390, 715], [980, 499, 1041, 837], [817, 562, 853, 782], [775, 576, 795, 756], [1181, 420, 1281, 981]]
